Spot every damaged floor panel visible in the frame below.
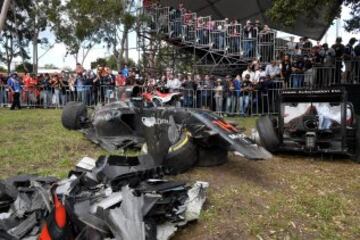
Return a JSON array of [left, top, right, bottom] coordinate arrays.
[[0, 156, 208, 239]]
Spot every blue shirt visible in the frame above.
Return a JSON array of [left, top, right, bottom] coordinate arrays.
[[7, 77, 22, 93], [121, 67, 129, 78], [233, 79, 241, 97]]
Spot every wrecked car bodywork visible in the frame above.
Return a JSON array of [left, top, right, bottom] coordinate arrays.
[[0, 156, 209, 240], [62, 101, 272, 172]]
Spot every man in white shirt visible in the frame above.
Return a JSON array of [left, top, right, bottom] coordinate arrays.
[[242, 64, 255, 83], [265, 60, 281, 80], [166, 74, 181, 91]]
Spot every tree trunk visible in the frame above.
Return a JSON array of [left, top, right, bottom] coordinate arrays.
[[118, 27, 129, 68], [32, 31, 39, 74], [0, 0, 11, 32]]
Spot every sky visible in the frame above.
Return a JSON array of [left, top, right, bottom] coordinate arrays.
[[4, 5, 359, 71]]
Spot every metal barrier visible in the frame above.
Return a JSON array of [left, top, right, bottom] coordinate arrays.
[[343, 59, 360, 84], [258, 30, 276, 63], [210, 20, 227, 51], [182, 13, 196, 43], [169, 8, 182, 39], [195, 16, 211, 48], [226, 24, 242, 56]]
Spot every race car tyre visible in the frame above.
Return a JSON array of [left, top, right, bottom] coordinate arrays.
[[196, 147, 228, 167], [164, 131, 198, 173], [61, 102, 87, 130], [256, 116, 280, 152]]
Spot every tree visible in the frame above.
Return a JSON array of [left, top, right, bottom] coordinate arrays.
[[98, 0, 138, 70], [268, 0, 360, 33], [48, 0, 103, 65], [0, 0, 31, 73], [15, 61, 33, 73], [43, 63, 58, 69], [90, 56, 136, 70]]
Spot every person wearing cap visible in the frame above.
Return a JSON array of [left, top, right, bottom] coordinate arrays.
[[7, 72, 22, 110], [243, 20, 256, 58]]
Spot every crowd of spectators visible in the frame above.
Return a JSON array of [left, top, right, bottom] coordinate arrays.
[[1, 3, 359, 115], [0, 64, 141, 110]]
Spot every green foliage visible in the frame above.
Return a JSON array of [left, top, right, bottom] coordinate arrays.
[[344, 0, 360, 32], [267, 0, 340, 28], [268, 0, 359, 33], [15, 62, 33, 73], [90, 56, 136, 70]]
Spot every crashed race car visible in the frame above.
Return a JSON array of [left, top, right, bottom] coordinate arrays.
[[254, 87, 360, 161], [61, 100, 271, 173]]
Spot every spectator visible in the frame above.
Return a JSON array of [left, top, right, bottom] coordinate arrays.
[[242, 64, 255, 82], [344, 38, 357, 82], [265, 60, 281, 80], [355, 40, 360, 57], [121, 64, 129, 78], [332, 37, 345, 84], [302, 37, 313, 49], [259, 25, 274, 62], [182, 74, 196, 107], [40, 73, 52, 108], [281, 55, 292, 87], [243, 20, 256, 58], [76, 71, 86, 103], [240, 74, 253, 116], [199, 74, 213, 109], [166, 74, 181, 91], [214, 79, 223, 115], [0, 74, 7, 107], [51, 74, 62, 108], [7, 72, 22, 110], [224, 75, 235, 115], [287, 36, 298, 56], [319, 43, 335, 66], [233, 75, 242, 114], [291, 56, 305, 88]]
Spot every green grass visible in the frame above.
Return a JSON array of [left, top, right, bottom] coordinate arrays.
[[1, 109, 360, 240]]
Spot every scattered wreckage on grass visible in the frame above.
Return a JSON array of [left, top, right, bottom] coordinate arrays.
[[0, 156, 208, 239], [0, 99, 271, 239], [61, 100, 272, 172]]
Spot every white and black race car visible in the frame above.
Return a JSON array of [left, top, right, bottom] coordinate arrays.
[[254, 87, 360, 161], [61, 100, 271, 173]]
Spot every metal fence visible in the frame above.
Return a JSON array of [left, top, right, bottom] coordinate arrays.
[[0, 84, 286, 116]]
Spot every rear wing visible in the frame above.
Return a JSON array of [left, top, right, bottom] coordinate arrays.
[[280, 89, 345, 103]]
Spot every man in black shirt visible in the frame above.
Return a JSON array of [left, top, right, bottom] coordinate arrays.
[[355, 40, 360, 57], [281, 55, 292, 87], [332, 37, 346, 84], [291, 56, 305, 88]]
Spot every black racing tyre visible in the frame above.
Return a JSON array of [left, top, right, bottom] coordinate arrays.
[[196, 147, 228, 167], [62, 102, 87, 130], [163, 131, 198, 173], [256, 116, 280, 152]]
